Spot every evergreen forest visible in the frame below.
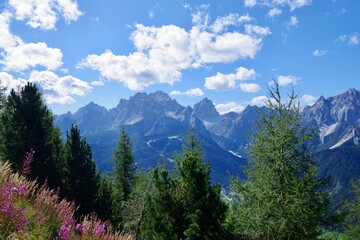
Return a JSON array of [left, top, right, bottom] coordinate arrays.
[[1, 82, 360, 239]]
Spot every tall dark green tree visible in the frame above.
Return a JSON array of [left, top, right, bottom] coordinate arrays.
[[344, 180, 360, 239], [112, 127, 137, 225], [232, 82, 330, 240], [63, 125, 100, 217], [0, 83, 64, 189], [143, 131, 228, 240], [95, 174, 114, 222], [113, 127, 137, 202]]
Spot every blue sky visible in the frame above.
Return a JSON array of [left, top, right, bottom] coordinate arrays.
[[0, 0, 359, 114]]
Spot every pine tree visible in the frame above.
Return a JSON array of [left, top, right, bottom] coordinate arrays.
[[63, 125, 100, 217], [232, 82, 329, 240], [0, 83, 64, 189], [143, 131, 228, 239], [344, 180, 360, 239], [112, 127, 137, 225], [95, 174, 114, 222], [176, 131, 227, 239], [122, 171, 153, 238]]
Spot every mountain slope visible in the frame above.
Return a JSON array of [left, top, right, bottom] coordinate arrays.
[[55, 88, 360, 190]]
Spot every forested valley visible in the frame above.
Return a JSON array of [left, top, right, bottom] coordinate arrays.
[[1, 82, 360, 239]]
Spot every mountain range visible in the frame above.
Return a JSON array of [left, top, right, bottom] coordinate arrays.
[[54, 88, 360, 196]]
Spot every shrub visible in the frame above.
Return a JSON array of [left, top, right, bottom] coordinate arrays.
[[0, 161, 132, 239]]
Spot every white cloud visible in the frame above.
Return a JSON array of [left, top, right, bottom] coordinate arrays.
[[90, 80, 104, 86], [267, 8, 282, 18], [313, 49, 329, 56], [277, 75, 299, 86], [240, 83, 261, 92], [286, 16, 298, 29], [244, 0, 258, 7], [204, 67, 256, 90], [245, 24, 272, 36], [2, 42, 63, 71], [211, 13, 252, 33], [216, 102, 245, 114], [149, 11, 155, 19], [0, 12, 23, 49], [29, 70, 92, 104], [250, 95, 268, 106], [0, 71, 27, 94], [289, 0, 312, 11], [337, 33, 360, 46], [80, 14, 266, 91], [170, 88, 204, 97], [299, 94, 317, 107], [245, 0, 312, 10], [8, 0, 82, 30]]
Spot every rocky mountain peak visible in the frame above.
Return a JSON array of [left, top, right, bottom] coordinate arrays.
[[193, 97, 220, 122]]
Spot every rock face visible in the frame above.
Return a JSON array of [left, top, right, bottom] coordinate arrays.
[[54, 88, 360, 189], [301, 88, 360, 150], [55, 91, 245, 185]]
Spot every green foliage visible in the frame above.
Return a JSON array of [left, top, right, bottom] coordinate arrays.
[[0, 82, 64, 189], [95, 173, 114, 222], [0, 161, 131, 239], [112, 127, 137, 225], [122, 171, 153, 238], [344, 180, 360, 239], [63, 125, 100, 217], [232, 82, 330, 240], [142, 131, 228, 240]]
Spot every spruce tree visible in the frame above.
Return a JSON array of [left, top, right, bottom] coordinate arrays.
[[112, 127, 137, 225], [143, 131, 228, 239], [0, 83, 64, 189], [63, 125, 100, 217], [344, 180, 360, 239], [176, 131, 227, 239], [232, 82, 329, 239]]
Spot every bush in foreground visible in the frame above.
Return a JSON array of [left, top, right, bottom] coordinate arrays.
[[0, 161, 132, 239]]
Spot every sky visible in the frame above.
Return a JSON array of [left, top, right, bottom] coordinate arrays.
[[0, 0, 359, 115]]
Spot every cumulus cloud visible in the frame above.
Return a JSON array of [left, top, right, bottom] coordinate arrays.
[[216, 102, 245, 114], [299, 94, 317, 107], [170, 88, 204, 97], [8, 0, 82, 30], [0, 12, 23, 49], [79, 12, 267, 91], [204, 67, 256, 90], [245, 24, 272, 36], [211, 13, 252, 33], [267, 8, 282, 18], [336, 33, 360, 46], [1, 42, 63, 71], [90, 80, 104, 86], [0, 71, 27, 94], [29, 70, 92, 104], [313, 49, 329, 56], [240, 83, 261, 92], [249, 95, 268, 106], [277, 75, 300, 86]]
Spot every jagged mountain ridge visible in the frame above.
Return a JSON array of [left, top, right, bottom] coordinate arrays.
[[54, 88, 360, 187], [55, 91, 246, 185]]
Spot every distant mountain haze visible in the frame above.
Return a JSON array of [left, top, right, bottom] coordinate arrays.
[[54, 88, 360, 195]]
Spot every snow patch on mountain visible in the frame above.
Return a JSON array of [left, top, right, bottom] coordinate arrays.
[[330, 129, 356, 149], [229, 150, 242, 158], [319, 123, 337, 144]]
